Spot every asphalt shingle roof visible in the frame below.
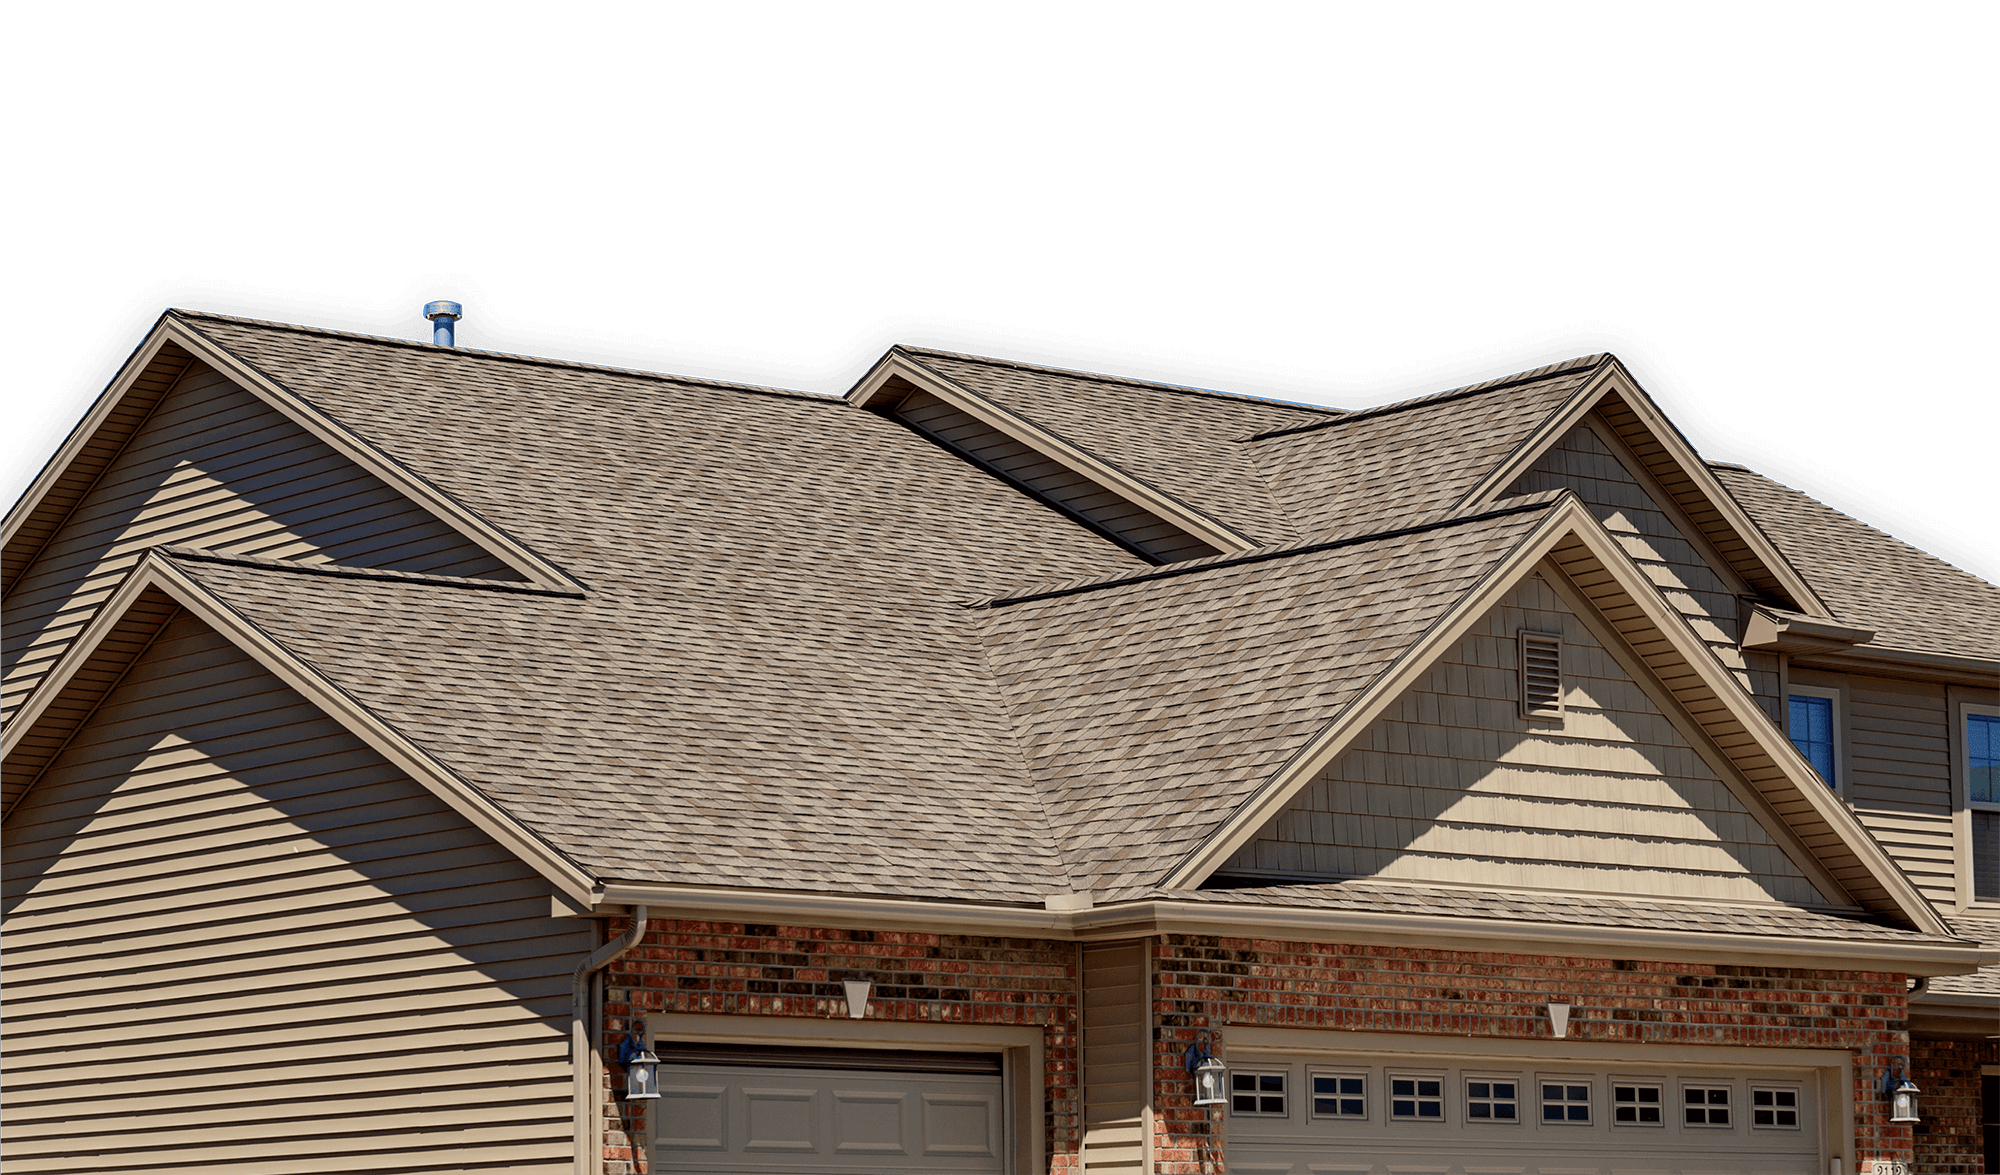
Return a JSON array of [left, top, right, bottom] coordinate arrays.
[[17, 311, 1986, 953]]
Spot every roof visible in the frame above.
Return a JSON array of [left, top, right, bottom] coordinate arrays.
[[1713, 462, 2000, 661], [6, 310, 1993, 952]]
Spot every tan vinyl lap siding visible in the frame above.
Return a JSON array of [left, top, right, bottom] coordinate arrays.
[[1081, 942, 1147, 1173], [2, 363, 517, 718], [1837, 672, 1957, 908], [895, 390, 1218, 563], [1, 613, 586, 1172]]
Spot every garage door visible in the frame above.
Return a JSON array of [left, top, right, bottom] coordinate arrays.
[[1227, 1055, 1824, 1175], [652, 1043, 1007, 1173]]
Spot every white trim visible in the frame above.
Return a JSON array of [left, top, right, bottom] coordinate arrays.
[[1785, 684, 1846, 798]]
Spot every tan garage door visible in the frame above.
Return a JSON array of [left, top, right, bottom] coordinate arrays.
[[1227, 1055, 1825, 1175], [652, 1043, 1007, 1173]]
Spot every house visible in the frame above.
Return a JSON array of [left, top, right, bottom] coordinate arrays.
[[3, 309, 1996, 1174]]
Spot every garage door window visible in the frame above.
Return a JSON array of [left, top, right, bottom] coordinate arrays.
[[1611, 1082, 1663, 1126], [1311, 1072, 1367, 1119], [1232, 1071, 1288, 1116], [1464, 1078, 1518, 1122], [1683, 1085, 1732, 1127], [1750, 1086, 1800, 1129], [1541, 1081, 1591, 1124], [1389, 1075, 1444, 1121]]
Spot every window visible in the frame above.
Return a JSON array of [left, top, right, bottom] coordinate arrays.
[[1751, 1086, 1800, 1129], [1465, 1078, 1518, 1122], [1613, 1082, 1664, 1126], [1970, 707, 2000, 902], [1311, 1072, 1367, 1119], [1390, 1075, 1445, 1121], [1231, 1071, 1287, 1116], [1683, 1084, 1732, 1127], [1541, 1081, 1591, 1124], [1518, 631, 1564, 719], [1787, 686, 1841, 790]]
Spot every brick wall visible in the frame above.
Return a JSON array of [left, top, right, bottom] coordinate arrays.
[[594, 918, 1080, 1174], [1150, 935, 1913, 1175], [1912, 1036, 1998, 1174]]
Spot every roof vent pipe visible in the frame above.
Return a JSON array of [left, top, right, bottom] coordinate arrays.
[[423, 300, 463, 346]]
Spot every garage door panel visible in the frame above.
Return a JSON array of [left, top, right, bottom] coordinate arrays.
[[1229, 1057, 1823, 1175], [654, 1053, 1005, 1173]]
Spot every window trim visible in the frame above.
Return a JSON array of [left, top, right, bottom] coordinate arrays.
[[1678, 1080, 1736, 1129], [1228, 1067, 1292, 1118], [1385, 1070, 1448, 1125], [1957, 698, 2000, 908], [1610, 1078, 1667, 1128], [1536, 1074, 1594, 1126], [1307, 1068, 1370, 1122], [1785, 684, 1844, 795], [1462, 1072, 1523, 1126], [1749, 1083, 1804, 1131]]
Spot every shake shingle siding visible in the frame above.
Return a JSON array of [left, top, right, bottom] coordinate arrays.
[[1, 612, 587, 1173], [973, 507, 1553, 897]]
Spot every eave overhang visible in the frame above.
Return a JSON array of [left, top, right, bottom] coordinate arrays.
[[847, 347, 1258, 555], [2, 312, 580, 595], [1743, 604, 1876, 655], [587, 882, 1995, 976], [0, 549, 597, 905], [1153, 494, 1949, 935]]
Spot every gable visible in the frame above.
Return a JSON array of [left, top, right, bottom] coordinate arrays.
[[1215, 574, 1835, 907], [1507, 416, 1782, 715], [3, 359, 520, 719], [1, 609, 589, 1167]]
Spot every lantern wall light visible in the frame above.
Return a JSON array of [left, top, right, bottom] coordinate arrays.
[[1184, 1029, 1226, 1107], [617, 1034, 660, 1101], [1880, 1066, 1920, 1124]]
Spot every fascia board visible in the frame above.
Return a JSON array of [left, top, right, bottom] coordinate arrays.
[[1, 316, 186, 576], [855, 350, 1259, 555], [1743, 605, 1876, 653], [1789, 645, 2000, 690], [588, 884, 1996, 975], [1, 552, 598, 906], [1455, 359, 1830, 618], [160, 316, 582, 592], [1551, 505, 1951, 935], [1158, 496, 1593, 891]]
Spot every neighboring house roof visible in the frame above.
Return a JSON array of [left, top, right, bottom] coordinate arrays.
[[5, 311, 1992, 959]]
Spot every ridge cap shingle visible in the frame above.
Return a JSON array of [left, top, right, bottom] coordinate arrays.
[[170, 308, 839, 404], [1248, 353, 1612, 442], [895, 344, 1346, 418]]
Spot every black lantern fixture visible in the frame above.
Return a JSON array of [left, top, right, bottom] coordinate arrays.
[[618, 1034, 660, 1101], [1880, 1065, 1920, 1124], [1184, 1029, 1226, 1107]]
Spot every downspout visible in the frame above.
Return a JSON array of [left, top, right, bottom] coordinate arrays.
[[574, 905, 648, 1175]]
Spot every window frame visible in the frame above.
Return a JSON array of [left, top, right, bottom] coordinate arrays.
[[1785, 684, 1844, 795], [1385, 1070, 1448, 1125], [1610, 1078, 1667, 1128], [1228, 1067, 1292, 1118], [1749, 1083, 1803, 1131], [1462, 1072, 1523, 1126], [1679, 1081, 1735, 1129], [1957, 699, 2000, 908], [1536, 1074, 1594, 1126], [1307, 1068, 1370, 1122]]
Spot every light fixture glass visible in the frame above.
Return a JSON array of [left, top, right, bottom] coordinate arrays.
[[618, 1036, 661, 1101], [1889, 1077, 1920, 1124]]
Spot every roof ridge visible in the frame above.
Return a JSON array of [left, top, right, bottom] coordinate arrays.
[[159, 545, 587, 597], [1247, 354, 1612, 442], [168, 309, 838, 404], [896, 345, 1345, 418], [970, 491, 1567, 609]]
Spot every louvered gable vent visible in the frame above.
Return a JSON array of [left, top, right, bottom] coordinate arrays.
[[1518, 630, 1564, 719]]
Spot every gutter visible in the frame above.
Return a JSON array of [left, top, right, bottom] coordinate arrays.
[[573, 904, 647, 1175], [590, 885, 1997, 977]]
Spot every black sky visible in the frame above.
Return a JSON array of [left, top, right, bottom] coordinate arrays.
[[11, 95, 1984, 583]]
